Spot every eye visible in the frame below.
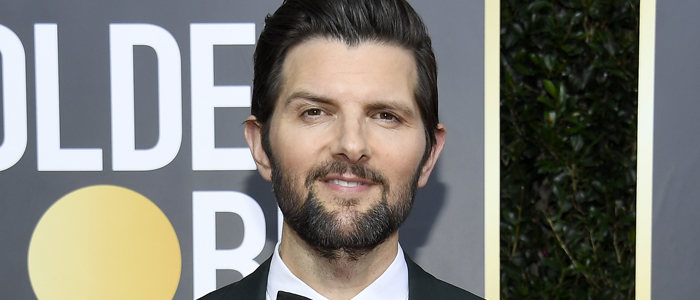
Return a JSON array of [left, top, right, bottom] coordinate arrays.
[[371, 111, 402, 127], [300, 107, 330, 122], [302, 108, 323, 116], [373, 111, 400, 123], [377, 112, 397, 121]]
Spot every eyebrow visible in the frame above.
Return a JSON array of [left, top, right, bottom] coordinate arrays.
[[283, 91, 335, 107], [284, 90, 417, 118]]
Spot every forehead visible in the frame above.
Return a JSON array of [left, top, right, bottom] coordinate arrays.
[[277, 38, 418, 110]]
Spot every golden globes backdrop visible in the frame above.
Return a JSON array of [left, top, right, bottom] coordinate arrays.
[[0, 1, 489, 299]]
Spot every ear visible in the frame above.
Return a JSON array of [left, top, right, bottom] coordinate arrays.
[[244, 116, 272, 181], [417, 123, 446, 188]]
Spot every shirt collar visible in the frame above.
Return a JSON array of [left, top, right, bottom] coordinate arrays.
[[266, 242, 409, 300]]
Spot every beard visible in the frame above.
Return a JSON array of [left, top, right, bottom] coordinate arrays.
[[271, 158, 420, 260]]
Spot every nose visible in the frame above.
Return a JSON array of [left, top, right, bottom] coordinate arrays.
[[331, 115, 370, 163]]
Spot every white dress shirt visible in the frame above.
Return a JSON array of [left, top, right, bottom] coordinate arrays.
[[265, 242, 409, 300]]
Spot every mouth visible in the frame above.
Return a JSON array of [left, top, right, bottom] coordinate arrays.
[[304, 160, 387, 197], [326, 179, 364, 187], [320, 174, 375, 194]]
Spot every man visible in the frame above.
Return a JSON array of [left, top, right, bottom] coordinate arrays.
[[200, 0, 482, 299]]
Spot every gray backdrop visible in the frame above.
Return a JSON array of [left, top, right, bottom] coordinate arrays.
[[652, 0, 700, 298], [0, 0, 485, 299]]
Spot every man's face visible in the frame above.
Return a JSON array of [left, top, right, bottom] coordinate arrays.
[[246, 39, 444, 257]]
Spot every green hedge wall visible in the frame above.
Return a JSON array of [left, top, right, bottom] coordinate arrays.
[[500, 0, 638, 299]]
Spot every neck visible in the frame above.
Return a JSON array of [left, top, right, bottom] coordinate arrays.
[[279, 223, 399, 300]]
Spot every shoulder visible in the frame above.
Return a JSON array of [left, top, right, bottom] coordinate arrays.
[[405, 254, 484, 300], [197, 258, 271, 300]]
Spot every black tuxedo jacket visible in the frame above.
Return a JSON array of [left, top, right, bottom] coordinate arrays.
[[198, 254, 483, 300]]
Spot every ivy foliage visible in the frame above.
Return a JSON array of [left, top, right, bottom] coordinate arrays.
[[500, 0, 638, 299]]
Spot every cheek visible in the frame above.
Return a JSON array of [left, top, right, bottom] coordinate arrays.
[[269, 123, 329, 180], [369, 130, 426, 180]]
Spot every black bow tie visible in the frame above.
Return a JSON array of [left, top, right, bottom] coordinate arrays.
[[277, 291, 313, 300]]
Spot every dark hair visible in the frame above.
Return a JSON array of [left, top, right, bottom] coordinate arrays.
[[253, 0, 438, 161]]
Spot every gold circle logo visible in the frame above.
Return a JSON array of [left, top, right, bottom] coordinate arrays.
[[28, 185, 181, 300]]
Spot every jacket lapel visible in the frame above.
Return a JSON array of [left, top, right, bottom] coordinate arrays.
[[235, 257, 271, 300], [406, 254, 433, 300]]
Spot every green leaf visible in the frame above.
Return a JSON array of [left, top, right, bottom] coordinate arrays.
[[505, 68, 514, 89], [629, 229, 636, 244], [561, 200, 573, 213], [537, 96, 555, 108], [553, 220, 563, 233], [610, 68, 626, 79], [543, 79, 558, 99], [552, 183, 563, 201], [504, 210, 518, 225], [529, 53, 543, 67], [558, 82, 567, 106], [570, 12, 584, 25], [512, 48, 527, 63], [527, 1, 554, 13], [545, 110, 557, 124], [591, 180, 606, 193], [513, 63, 531, 75], [544, 55, 555, 72], [553, 172, 568, 184], [570, 134, 584, 152]]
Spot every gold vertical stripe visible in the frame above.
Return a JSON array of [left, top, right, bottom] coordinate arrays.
[[484, 0, 500, 299], [637, 0, 656, 299]]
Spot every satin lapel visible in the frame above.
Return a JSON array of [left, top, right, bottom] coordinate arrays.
[[234, 257, 271, 300], [405, 253, 433, 300]]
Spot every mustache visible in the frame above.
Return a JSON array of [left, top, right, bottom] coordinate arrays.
[[304, 160, 389, 188]]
